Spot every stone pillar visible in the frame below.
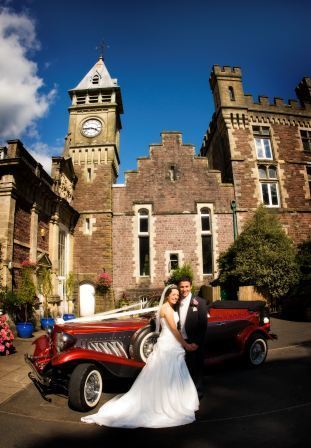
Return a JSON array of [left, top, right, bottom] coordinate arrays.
[[0, 174, 16, 288], [49, 212, 60, 296], [0, 197, 16, 288], [29, 203, 39, 263]]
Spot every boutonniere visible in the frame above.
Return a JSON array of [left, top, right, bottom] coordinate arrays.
[[190, 298, 199, 307]]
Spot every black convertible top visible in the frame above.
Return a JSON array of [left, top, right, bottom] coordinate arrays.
[[209, 300, 266, 311]]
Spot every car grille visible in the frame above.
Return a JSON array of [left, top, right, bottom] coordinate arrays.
[[86, 341, 128, 358]]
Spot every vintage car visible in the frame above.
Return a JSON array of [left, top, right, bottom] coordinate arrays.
[[25, 299, 277, 412]]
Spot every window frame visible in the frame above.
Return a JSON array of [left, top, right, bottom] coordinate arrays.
[[199, 206, 213, 275], [258, 164, 280, 207], [253, 126, 273, 160], [300, 129, 311, 152]]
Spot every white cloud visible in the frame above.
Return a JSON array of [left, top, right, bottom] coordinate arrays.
[[27, 141, 63, 175], [0, 8, 56, 139]]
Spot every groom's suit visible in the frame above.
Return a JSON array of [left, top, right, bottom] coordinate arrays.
[[178, 294, 207, 398]]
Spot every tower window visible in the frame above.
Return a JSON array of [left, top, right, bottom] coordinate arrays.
[[0, 147, 7, 159], [200, 208, 212, 274], [87, 168, 92, 181], [76, 95, 86, 104], [253, 126, 273, 160], [92, 74, 100, 85], [169, 165, 177, 181], [228, 86, 235, 101], [300, 130, 311, 152], [138, 209, 150, 276], [258, 164, 280, 207], [85, 218, 91, 234], [89, 94, 99, 103]]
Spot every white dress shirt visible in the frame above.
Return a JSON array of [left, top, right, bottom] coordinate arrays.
[[179, 292, 192, 339]]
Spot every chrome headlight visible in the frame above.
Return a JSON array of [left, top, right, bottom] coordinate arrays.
[[56, 332, 76, 353], [263, 316, 270, 324]]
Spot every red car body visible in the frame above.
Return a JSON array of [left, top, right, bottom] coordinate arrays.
[[26, 300, 276, 411]]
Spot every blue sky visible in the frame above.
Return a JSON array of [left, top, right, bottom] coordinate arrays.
[[0, 0, 310, 182]]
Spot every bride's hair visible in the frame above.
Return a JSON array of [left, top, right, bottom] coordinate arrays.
[[164, 285, 178, 300], [164, 285, 178, 309]]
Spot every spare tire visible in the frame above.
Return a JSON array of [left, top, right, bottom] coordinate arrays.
[[129, 325, 159, 363]]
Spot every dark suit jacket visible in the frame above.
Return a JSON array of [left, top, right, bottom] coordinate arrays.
[[178, 295, 208, 347]]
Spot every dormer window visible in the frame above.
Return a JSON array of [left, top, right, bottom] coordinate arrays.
[[92, 74, 100, 85]]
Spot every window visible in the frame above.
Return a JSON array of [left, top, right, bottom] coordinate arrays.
[[138, 209, 150, 276], [87, 167, 92, 181], [200, 208, 212, 274], [169, 165, 177, 181], [92, 74, 99, 85], [301, 130, 311, 152], [169, 253, 179, 271], [253, 126, 273, 159], [58, 231, 66, 277], [85, 217, 91, 234], [228, 86, 235, 101], [0, 147, 7, 159], [76, 95, 86, 104], [89, 94, 99, 103], [258, 164, 280, 207], [307, 166, 311, 195]]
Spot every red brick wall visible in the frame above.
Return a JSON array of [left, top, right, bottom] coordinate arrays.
[[113, 133, 235, 296], [14, 202, 31, 244]]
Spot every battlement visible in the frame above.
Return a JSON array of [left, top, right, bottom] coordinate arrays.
[[244, 93, 304, 111], [212, 65, 242, 77]]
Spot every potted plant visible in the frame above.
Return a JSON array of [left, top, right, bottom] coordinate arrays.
[[64, 271, 75, 321], [37, 268, 55, 329], [15, 260, 37, 338], [95, 270, 112, 294]]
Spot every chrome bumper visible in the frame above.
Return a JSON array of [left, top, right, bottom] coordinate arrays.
[[24, 354, 51, 387]]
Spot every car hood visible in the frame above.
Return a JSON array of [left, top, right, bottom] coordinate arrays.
[[54, 317, 150, 334]]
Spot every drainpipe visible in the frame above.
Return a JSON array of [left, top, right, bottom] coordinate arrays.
[[231, 200, 238, 240]]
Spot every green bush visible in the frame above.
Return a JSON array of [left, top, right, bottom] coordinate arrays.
[[217, 205, 299, 307], [166, 263, 194, 286]]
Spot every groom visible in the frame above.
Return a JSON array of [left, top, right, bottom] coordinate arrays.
[[177, 276, 207, 399]]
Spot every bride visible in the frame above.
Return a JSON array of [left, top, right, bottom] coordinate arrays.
[[81, 285, 199, 428]]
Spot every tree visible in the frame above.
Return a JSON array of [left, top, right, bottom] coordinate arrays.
[[37, 268, 53, 318], [217, 206, 299, 307]]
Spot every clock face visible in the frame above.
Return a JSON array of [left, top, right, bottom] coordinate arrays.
[[81, 119, 102, 137]]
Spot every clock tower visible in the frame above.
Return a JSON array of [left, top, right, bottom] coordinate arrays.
[[65, 57, 123, 312]]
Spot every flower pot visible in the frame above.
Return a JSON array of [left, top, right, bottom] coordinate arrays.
[[16, 322, 34, 338], [63, 313, 75, 321], [41, 317, 55, 330]]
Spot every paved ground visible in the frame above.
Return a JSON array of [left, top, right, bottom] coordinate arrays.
[[0, 317, 310, 448]]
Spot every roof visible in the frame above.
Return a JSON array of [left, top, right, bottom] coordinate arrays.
[[73, 57, 118, 90]]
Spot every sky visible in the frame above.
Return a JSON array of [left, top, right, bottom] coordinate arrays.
[[0, 0, 310, 183]]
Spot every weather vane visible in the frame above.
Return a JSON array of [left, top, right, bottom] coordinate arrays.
[[96, 40, 109, 59]]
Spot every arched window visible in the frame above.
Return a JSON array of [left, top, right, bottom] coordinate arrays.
[[200, 208, 212, 274], [258, 165, 280, 207], [228, 86, 235, 101], [138, 209, 150, 276]]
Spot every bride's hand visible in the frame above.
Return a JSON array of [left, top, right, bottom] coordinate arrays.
[[185, 342, 198, 351]]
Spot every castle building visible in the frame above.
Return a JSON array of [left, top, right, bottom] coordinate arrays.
[[0, 59, 310, 315]]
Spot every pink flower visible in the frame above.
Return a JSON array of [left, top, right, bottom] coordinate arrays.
[[0, 345, 4, 352], [191, 298, 199, 306]]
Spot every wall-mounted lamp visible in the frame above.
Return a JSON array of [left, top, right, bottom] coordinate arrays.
[[8, 261, 13, 271], [40, 228, 46, 237]]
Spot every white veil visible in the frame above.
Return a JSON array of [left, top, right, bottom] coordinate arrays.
[[155, 284, 178, 333]]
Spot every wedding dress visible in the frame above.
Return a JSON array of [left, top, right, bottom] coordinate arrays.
[[81, 312, 199, 428]]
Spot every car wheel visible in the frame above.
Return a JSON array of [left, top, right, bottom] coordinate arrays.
[[130, 326, 159, 363], [68, 363, 103, 411], [245, 334, 268, 367]]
